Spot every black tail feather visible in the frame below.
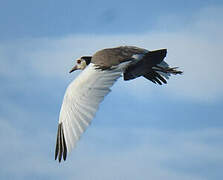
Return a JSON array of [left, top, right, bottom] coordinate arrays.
[[154, 65, 183, 75]]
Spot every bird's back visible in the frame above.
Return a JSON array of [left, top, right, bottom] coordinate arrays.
[[91, 46, 147, 69]]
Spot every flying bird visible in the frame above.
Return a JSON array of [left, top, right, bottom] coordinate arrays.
[[55, 46, 182, 162]]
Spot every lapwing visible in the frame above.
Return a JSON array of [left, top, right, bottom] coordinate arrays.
[[55, 46, 182, 162]]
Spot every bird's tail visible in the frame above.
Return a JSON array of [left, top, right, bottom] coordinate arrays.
[[123, 49, 182, 84], [123, 49, 167, 81], [143, 63, 183, 85]]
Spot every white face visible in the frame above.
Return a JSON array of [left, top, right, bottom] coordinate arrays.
[[69, 58, 88, 73], [76, 58, 87, 70]]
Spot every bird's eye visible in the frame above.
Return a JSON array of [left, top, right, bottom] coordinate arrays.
[[77, 60, 81, 64]]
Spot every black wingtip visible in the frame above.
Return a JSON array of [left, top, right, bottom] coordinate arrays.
[[55, 123, 67, 163], [55, 125, 60, 160], [143, 71, 167, 85], [145, 49, 167, 66]]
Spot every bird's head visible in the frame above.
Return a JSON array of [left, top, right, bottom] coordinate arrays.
[[69, 56, 92, 73]]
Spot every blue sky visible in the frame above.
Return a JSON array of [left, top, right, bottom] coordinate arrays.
[[1, 0, 223, 179]]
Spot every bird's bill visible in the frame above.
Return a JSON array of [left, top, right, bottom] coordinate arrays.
[[69, 65, 78, 73]]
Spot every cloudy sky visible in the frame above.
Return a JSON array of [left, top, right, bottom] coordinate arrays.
[[1, 0, 223, 179]]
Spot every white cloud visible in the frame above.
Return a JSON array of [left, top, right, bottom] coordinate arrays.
[[1, 116, 222, 180], [1, 6, 223, 102]]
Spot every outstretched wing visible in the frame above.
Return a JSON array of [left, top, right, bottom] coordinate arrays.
[[55, 63, 123, 162]]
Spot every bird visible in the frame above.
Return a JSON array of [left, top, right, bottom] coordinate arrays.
[[55, 46, 182, 162]]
